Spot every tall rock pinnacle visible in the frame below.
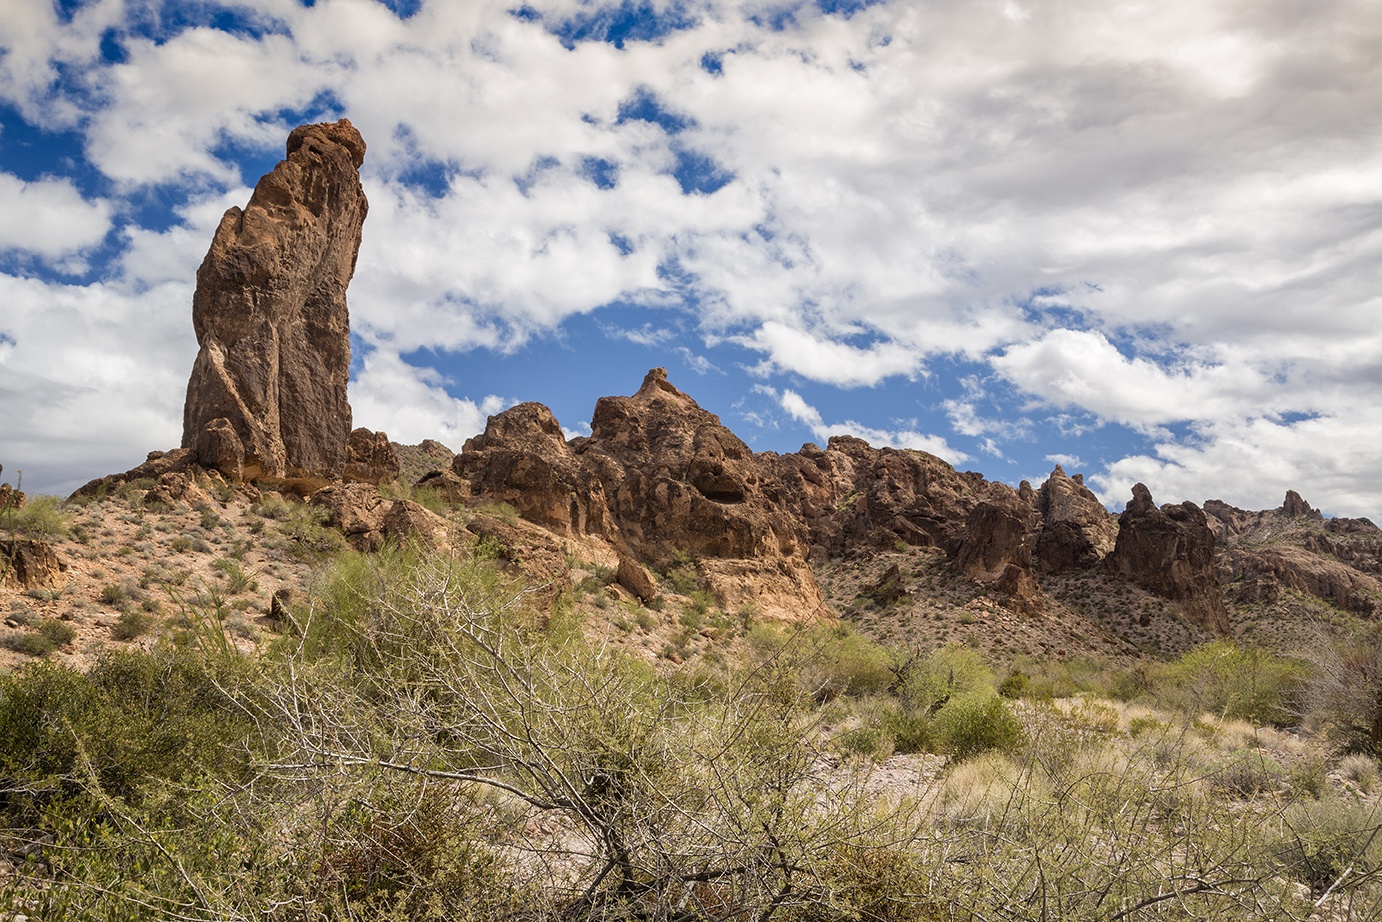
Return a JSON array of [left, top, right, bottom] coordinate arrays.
[[182, 119, 368, 481]]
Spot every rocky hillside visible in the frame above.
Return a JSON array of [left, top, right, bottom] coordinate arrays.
[[4, 118, 1380, 669]]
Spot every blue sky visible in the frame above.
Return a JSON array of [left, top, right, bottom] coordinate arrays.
[[2, 0, 1381, 519]]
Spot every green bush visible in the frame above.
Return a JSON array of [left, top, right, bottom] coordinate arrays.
[[112, 609, 153, 641], [0, 647, 255, 804], [1209, 749, 1286, 797], [2, 494, 71, 539], [933, 692, 1026, 762], [1276, 796, 1382, 892], [1163, 641, 1304, 726]]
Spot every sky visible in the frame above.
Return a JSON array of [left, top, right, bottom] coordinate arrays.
[[1, 0, 1380, 519]]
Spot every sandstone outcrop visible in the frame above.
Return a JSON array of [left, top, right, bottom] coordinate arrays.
[[1206, 492, 1382, 617], [0, 539, 66, 590], [194, 418, 245, 482], [1034, 466, 1117, 572], [954, 497, 1041, 610], [770, 436, 1013, 559], [310, 482, 390, 551], [72, 449, 197, 499], [454, 402, 607, 535], [182, 119, 368, 482], [1108, 483, 1228, 632], [344, 428, 400, 484], [454, 369, 824, 621], [415, 469, 471, 503]]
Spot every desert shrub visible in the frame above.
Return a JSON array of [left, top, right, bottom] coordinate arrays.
[[213, 557, 257, 594], [1163, 641, 1305, 726], [2, 618, 76, 656], [252, 494, 296, 520], [1290, 755, 1328, 799], [1338, 753, 1381, 794], [933, 751, 1023, 828], [1275, 796, 1382, 893], [0, 647, 253, 806], [882, 704, 933, 754], [277, 502, 346, 560], [933, 692, 1025, 762], [111, 609, 153, 641], [1306, 624, 1382, 758], [1209, 748, 1286, 797], [2, 494, 71, 539]]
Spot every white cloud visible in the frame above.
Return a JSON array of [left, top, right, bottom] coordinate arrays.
[[87, 28, 328, 185], [0, 173, 113, 263], [1045, 453, 1085, 471], [2, 0, 1381, 515], [1090, 412, 1382, 520], [0, 273, 192, 495], [992, 329, 1275, 430], [350, 349, 508, 449], [774, 387, 970, 464]]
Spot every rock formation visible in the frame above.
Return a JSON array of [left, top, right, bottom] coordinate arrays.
[[182, 118, 368, 482], [0, 539, 66, 590], [0, 465, 22, 513], [454, 369, 824, 621], [954, 497, 1041, 610], [1108, 483, 1229, 632], [343, 428, 400, 484], [1034, 466, 1118, 573]]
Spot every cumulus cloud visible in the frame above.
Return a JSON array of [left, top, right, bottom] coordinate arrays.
[[1, 0, 1380, 516], [0, 273, 192, 495], [0, 173, 113, 264], [769, 387, 970, 464], [350, 349, 508, 449], [992, 329, 1275, 430], [1090, 412, 1382, 520]]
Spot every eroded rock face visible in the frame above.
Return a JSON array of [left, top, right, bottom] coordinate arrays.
[[454, 402, 607, 535], [770, 436, 1012, 558], [1, 540, 66, 589], [454, 369, 823, 621], [182, 119, 368, 481], [1034, 466, 1118, 572], [344, 428, 400, 484], [1108, 483, 1229, 632]]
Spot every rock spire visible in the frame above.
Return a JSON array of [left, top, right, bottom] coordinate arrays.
[[181, 119, 368, 481]]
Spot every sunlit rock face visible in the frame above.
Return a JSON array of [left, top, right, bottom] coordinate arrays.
[[182, 119, 368, 482]]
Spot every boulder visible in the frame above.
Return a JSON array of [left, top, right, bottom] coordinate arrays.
[[615, 551, 659, 603], [1107, 484, 1229, 632], [310, 482, 388, 551], [194, 417, 245, 481], [182, 119, 368, 481], [381, 500, 449, 548], [1, 540, 66, 589], [344, 428, 401, 484], [143, 472, 213, 509], [415, 469, 471, 503], [71, 448, 197, 500]]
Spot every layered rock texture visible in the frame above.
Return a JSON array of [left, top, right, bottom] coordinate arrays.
[[454, 369, 823, 621], [1107, 483, 1229, 633], [182, 119, 368, 482], [439, 366, 1382, 637]]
